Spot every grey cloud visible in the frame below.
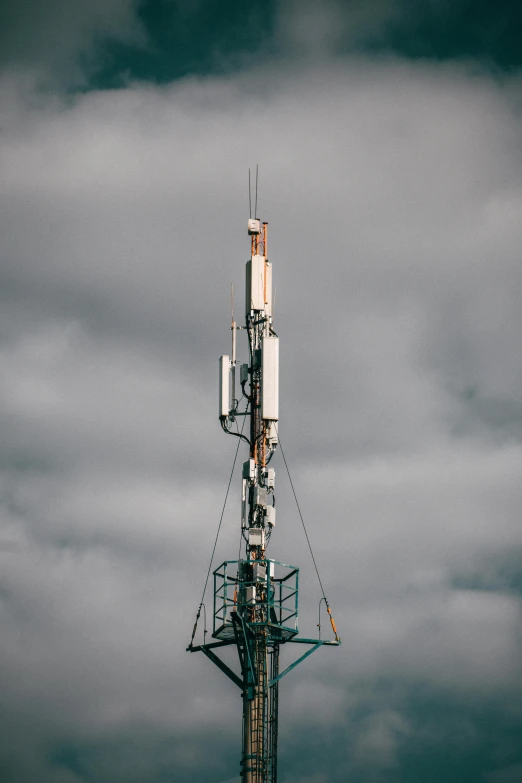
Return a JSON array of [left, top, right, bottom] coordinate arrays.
[[1, 53, 522, 781], [353, 709, 410, 769]]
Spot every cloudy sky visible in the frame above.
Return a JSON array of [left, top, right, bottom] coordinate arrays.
[[1, 2, 522, 782]]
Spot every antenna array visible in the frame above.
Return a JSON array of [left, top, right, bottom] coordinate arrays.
[[188, 197, 340, 783]]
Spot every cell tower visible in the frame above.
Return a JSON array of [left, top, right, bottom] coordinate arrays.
[[188, 196, 340, 782]]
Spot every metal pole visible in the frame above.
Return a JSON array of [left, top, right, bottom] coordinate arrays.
[[240, 218, 273, 782]]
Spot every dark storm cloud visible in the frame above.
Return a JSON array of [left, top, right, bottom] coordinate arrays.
[[1, 3, 522, 782], [3, 0, 520, 90], [0, 0, 146, 82]]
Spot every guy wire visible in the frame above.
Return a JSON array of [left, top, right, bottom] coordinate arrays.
[[189, 411, 248, 646], [275, 424, 328, 602]]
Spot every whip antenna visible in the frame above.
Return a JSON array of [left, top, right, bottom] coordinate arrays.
[[255, 164, 259, 219]]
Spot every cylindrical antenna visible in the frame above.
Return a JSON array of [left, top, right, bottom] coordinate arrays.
[[248, 169, 252, 219], [231, 283, 236, 406], [255, 164, 259, 219]]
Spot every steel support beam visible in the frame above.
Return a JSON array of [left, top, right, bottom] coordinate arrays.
[[199, 645, 243, 690], [268, 642, 323, 688]]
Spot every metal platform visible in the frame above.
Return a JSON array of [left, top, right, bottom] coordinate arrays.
[[213, 559, 299, 642]]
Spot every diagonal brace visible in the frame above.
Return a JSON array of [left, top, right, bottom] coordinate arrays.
[[268, 642, 323, 687], [187, 639, 235, 653], [231, 613, 246, 672], [231, 611, 257, 686], [200, 645, 243, 690]]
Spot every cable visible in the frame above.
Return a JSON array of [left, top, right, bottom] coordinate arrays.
[[237, 518, 244, 562], [276, 428, 327, 598], [188, 414, 247, 648], [275, 425, 340, 642], [265, 447, 276, 465], [221, 416, 251, 446]]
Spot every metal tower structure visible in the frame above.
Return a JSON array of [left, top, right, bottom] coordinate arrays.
[[188, 211, 340, 783]]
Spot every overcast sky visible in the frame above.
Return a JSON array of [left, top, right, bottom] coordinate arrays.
[[1, 2, 522, 782]]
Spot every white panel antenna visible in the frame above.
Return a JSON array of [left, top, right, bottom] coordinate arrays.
[[219, 355, 230, 419]]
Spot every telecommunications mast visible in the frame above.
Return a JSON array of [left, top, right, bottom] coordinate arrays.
[[188, 187, 340, 782]]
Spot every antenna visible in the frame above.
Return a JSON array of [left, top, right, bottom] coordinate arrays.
[[231, 283, 236, 401], [255, 164, 259, 219], [248, 169, 252, 219]]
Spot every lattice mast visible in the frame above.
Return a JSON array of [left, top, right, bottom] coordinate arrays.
[[188, 212, 340, 783]]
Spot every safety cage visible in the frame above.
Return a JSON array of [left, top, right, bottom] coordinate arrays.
[[213, 559, 299, 642]]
